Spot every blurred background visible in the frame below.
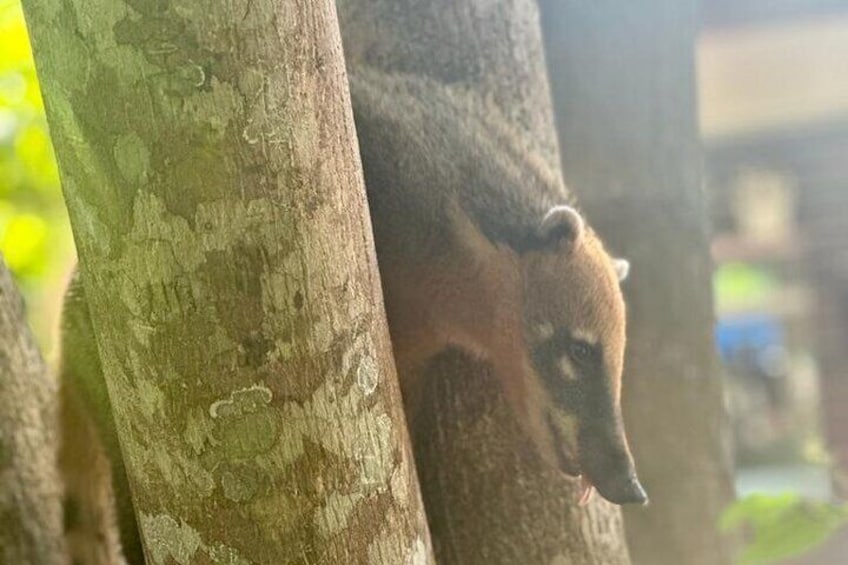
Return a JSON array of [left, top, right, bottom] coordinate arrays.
[[1, 0, 847, 562], [701, 1, 848, 562]]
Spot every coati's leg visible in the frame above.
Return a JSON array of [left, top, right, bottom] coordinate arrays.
[[59, 380, 127, 565], [59, 272, 143, 564]]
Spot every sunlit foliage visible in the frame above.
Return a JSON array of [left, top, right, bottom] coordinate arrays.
[[722, 493, 848, 564], [0, 0, 74, 349]]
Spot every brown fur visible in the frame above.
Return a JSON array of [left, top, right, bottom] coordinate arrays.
[[58, 271, 142, 564], [59, 380, 128, 565], [382, 197, 627, 472]]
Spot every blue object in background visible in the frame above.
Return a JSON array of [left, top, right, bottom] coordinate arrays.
[[715, 313, 784, 362]]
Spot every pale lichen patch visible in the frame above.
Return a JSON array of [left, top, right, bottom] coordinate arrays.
[[368, 528, 431, 565], [313, 491, 362, 538], [205, 544, 252, 565], [114, 132, 150, 184], [192, 467, 218, 498], [407, 537, 430, 565], [208, 384, 278, 460], [183, 407, 215, 455], [180, 74, 239, 134], [356, 413, 394, 488], [209, 384, 273, 419], [242, 122, 261, 144], [262, 370, 397, 509], [236, 67, 266, 103], [141, 513, 202, 565], [62, 176, 115, 255], [312, 316, 334, 352], [123, 192, 205, 283], [136, 375, 166, 422], [127, 317, 155, 347], [147, 443, 216, 499], [74, 0, 128, 56], [220, 411, 278, 457], [194, 197, 292, 256], [141, 512, 251, 565], [256, 253, 309, 340], [389, 453, 410, 508], [268, 340, 294, 364], [343, 332, 380, 396], [356, 353, 379, 396], [303, 378, 394, 489], [220, 467, 259, 503], [107, 376, 215, 497]]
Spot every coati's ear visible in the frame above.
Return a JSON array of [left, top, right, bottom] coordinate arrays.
[[613, 258, 630, 281], [537, 205, 585, 250]]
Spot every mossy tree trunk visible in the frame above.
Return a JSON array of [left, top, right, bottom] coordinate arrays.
[[22, 0, 433, 562], [337, 1, 632, 563], [0, 258, 67, 564], [539, 2, 735, 564]]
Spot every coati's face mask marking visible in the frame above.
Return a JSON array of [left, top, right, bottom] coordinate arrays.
[[516, 206, 647, 506]]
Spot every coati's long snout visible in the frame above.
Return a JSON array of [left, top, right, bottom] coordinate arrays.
[[577, 413, 647, 505], [540, 370, 647, 506]]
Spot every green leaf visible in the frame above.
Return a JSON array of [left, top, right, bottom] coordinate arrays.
[[721, 493, 848, 564]]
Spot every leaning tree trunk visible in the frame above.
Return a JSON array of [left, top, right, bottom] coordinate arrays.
[[337, 1, 631, 563], [538, 2, 735, 565], [0, 258, 68, 564], [22, 0, 433, 562]]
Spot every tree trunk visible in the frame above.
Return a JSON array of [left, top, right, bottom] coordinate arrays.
[[0, 258, 68, 564], [538, 2, 735, 564], [22, 0, 433, 562], [337, 1, 631, 563]]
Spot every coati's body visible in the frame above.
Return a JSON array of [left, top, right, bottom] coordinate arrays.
[[349, 70, 566, 399], [59, 67, 644, 562], [350, 69, 644, 505]]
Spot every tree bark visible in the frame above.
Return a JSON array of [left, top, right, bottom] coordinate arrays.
[[337, 1, 631, 563], [22, 0, 433, 562], [0, 257, 68, 564], [538, 2, 736, 564]]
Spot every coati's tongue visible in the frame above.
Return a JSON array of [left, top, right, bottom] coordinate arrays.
[[577, 476, 595, 507]]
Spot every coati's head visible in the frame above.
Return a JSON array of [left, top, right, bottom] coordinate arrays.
[[492, 205, 647, 506]]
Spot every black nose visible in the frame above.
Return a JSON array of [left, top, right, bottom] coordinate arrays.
[[596, 474, 649, 506]]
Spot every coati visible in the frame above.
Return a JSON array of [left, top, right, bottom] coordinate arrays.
[[58, 66, 645, 563], [349, 67, 646, 507]]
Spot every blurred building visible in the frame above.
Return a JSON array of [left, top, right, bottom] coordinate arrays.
[[700, 1, 848, 562]]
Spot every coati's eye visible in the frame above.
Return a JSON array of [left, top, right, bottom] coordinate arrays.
[[569, 340, 593, 363]]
